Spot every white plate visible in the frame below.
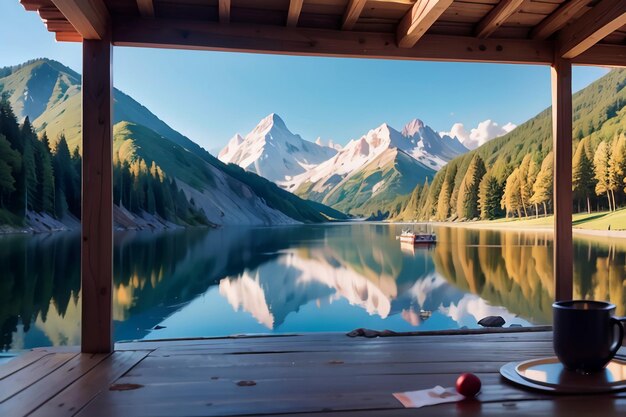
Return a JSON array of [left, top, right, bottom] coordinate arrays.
[[500, 357, 626, 394]]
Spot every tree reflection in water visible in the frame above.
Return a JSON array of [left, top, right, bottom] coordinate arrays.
[[2, 224, 625, 352]]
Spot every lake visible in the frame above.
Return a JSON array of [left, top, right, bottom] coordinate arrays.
[[2, 223, 625, 353]]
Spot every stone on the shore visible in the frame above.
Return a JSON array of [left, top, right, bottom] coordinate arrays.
[[478, 316, 505, 328]]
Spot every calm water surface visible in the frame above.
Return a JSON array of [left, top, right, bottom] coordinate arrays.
[[2, 223, 625, 353]]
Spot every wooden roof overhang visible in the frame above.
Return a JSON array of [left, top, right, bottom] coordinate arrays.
[[19, 0, 626, 67]]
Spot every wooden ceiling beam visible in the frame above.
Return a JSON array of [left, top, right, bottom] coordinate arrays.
[[531, 0, 591, 40], [49, 0, 109, 40], [475, 0, 525, 39], [573, 43, 626, 67], [342, 0, 367, 31], [219, 0, 231, 24], [397, 0, 454, 48], [136, 0, 155, 18], [286, 0, 303, 27], [112, 17, 555, 65], [558, 0, 626, 59]]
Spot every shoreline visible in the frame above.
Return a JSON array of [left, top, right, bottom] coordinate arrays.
[[418, 220, 626, 239]]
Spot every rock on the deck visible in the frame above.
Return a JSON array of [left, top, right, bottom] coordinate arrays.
[[478, 316, 505, 328]]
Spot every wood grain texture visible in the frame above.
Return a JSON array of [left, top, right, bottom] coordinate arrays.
[[342, 0, 367, 30], [396, 0, 454, 48], [286, 0, 303, 27], [558, 0, 626, 58], [136, 0, 154, 17], [0, 353, 77, 403], [531, 0, 591, 40], [111, 17, 554, 64], [82, 29, 114, 354], [0, 351, 52, 380], [573, 43, 626, 67], [551, 55, 573, 302], [6, 331, 626, 417], [0, 353, 107, 417], [49, 0, 109, 39], [219, 0, 231, 23], [475, 0, 526, 38], [30, 351, 150, 417]]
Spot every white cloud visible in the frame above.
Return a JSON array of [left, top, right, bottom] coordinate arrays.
[[440, 120, 516, 150]]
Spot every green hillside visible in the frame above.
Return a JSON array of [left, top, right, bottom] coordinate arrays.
[[320, 148, 434, 217], [396, 68, 626, 222], [0, 58, 345, 226]]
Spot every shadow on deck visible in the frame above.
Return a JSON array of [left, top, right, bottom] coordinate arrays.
[[2, 329, 626, 416]]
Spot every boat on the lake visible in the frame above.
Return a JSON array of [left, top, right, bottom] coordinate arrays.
[[398, 226, 436, 245]]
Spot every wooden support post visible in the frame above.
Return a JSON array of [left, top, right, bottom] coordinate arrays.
[[82, 29, 113, 353], [551, 55, 573, 302]]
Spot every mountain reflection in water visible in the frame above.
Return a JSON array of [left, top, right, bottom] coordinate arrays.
[[2, 224, 625, 352]]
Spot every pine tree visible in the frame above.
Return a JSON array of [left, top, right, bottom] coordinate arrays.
[[478, 173, 504, 220], [456, 154, 486, 220], [436, 180, 451, 221], [20, 118, 38, 214], [417, 179, 429, 220], [0, 95, 25, 217], [0, 134, 21, 207], [502, 168, 522, 218], [33, 134, 55, 214], [530, 152, 554, 216], [52, 135, 77, 218], [421, 167, 446, 220], [594, 141, 612, 211], [518, 154, 537, 217], [608, 134, 626, 210], [572, 138, 596, 213]]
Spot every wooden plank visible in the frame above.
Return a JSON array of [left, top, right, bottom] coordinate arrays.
[[475, 0, 525, 38], [531, 0, 591, 40], [136, 0, 154, 17], [219, 0, 231, 23], [0, 350, 52, 380], [38, 6, 65, 20], [30, 351, 151, 417], [45, 19, 76, 31], [115, 330, 553, 351], [551, 55, 573, 302], [286, 0, 303, 27], [0, 352, 77, 403], [342, 0, 367, 30], [76, 373, 540, 417], [237, 399, 626, 417], [56, 31, 83, 42], [558, 0, 626, 59], [396, 0, 454, 48], [82, 27, 114, 354], [574, 43, 626, 67], [112, 18, 555, 64], [0, 353, 109, 417], [50, 0, 109, 39]]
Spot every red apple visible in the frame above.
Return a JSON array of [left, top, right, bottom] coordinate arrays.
[[456, 373, 481, 397]]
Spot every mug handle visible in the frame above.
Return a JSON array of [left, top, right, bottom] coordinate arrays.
[[609, 317, 624, 360]]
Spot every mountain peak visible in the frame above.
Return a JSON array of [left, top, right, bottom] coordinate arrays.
[[255, 113, 287, 132], [402, 119, 425, 137]]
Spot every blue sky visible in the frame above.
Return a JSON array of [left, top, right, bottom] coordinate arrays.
[[0, 1, 609, 152]]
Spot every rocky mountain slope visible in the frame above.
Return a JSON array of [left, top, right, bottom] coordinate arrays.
[[0, 59, 345, 226]]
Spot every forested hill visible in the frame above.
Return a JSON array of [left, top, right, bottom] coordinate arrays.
[[395, 68, 626, 222], [0, 58, 346, 229]]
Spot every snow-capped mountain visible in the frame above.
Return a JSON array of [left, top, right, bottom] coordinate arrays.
[[279, 120, 467, 214], [400, 118, 469, 167], [218, 113, 338, 183], [220, 115, 468, 215]]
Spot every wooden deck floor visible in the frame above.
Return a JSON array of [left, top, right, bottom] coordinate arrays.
[[2, 330, 626, 416]]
